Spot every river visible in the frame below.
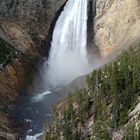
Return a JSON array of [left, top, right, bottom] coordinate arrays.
[[10, 70, 65, 140]]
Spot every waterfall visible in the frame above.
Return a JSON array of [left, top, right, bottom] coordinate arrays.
[[44, 0, 91, 86]]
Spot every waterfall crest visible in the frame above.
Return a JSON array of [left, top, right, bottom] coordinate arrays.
[[45, 0, 91, 86]]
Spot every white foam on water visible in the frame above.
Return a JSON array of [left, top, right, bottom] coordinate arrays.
[[31, 91, 51, 103], [25, 133, 42, 140]]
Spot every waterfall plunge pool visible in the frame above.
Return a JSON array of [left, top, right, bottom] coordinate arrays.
[[11, 86, 66, 140]]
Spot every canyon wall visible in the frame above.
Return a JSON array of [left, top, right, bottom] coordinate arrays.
[[0, 55, 34, 139], [0, 0, 140, 139], [94, 0, 140, 56], [1, 0, 140, 56], [0, 0, 66, 43]]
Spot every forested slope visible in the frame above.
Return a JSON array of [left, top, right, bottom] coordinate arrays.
[[45, 45, 140, 140]]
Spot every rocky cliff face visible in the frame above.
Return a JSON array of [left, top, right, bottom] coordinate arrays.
[[0, 36, 39, 139], [0, 58, 34, 140], [0, 0, 66, 42], [94, 0, 140, 56]]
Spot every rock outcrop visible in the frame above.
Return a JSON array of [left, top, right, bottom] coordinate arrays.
[[94, 0, 140, 56], [0, 0, 66, 43]]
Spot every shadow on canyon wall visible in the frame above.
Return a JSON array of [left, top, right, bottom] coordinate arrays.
[[87, 0, 101, 64], [40, 1, 67, 57], [41, 0, 101, 61]]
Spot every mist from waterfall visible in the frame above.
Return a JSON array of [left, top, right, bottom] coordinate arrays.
[[44, 0, 92, 86]]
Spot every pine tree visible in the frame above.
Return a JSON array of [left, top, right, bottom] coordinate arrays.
[[111, 61, 119, 129]]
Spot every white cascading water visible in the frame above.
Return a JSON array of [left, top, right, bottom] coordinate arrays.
[[44, 0, 91, 86]]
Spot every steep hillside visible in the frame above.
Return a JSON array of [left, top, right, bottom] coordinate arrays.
[[0, 38, 39, 139], [45, 45, 140, 140], [0, 0, 66, 43], [94, 0, 140, 56]]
